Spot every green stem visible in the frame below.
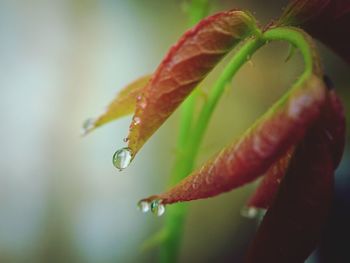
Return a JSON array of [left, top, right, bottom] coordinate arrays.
[[262, 27, 315, 79], [160, 37, 265, 263], [159, 1, 210, 262], [186, 37, 265, 157], [176, 0, 210, 150], [160, 27, 316, 263]]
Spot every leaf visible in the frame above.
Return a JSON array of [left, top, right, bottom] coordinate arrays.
[[244, 90, 345, 263], [140, 74, 327, 205], [126, 10, 258, 155], [81, 75, 151, 135], [278, 0, 350, 64], [246, 148, 294, 209], [246, 86, 345, 210], [321, 86, 346, 167]]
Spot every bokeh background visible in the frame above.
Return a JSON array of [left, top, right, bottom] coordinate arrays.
[[0, 0, 349, 262]]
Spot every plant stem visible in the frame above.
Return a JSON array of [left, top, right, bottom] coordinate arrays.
[[159, 1, 210, 263], [262, 27, 315, 78], [160, 36, 264, 263], [160, 26, 316, 263]]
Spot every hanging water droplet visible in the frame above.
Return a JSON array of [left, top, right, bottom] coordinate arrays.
[[241, 206, 267, 220], [133, 117, 141, 125], [137, 200, 150, 213], [241, 206, 259, 219], [112, 147, 133, 171], [139, 101, 147, 109], [150, 200, 165, 216], [81, 118, 96, 136]]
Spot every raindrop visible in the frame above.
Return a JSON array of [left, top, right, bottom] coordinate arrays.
[[139, 101, 147, 109], [133, 117, 141, 125], [112, 147, 133, 171], [81, 118, 96, 136], [150, 200, 165, 217], [137, 200, 150, 213], [241, 206, 259, 219]]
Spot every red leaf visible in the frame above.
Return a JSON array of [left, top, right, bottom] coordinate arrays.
[[247, 87, 345, 210], [278, 0, 350, 64], [244, 89, 345, 263], [141, 75, 326, 205], [247, 148, 293, 209], [126, 10, 257, 155], [322, 87, 346, 167]]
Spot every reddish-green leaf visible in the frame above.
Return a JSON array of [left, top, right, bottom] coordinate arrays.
[[81, 75, 151, 135], [321, 88, 346, 167], [141, 74, 326, 205], [126, 10, 258, 155], [247, 87, 345, 210], [244, 89, 346, 263], [247, 148, 293, 209], [278, 0, 350, 64]]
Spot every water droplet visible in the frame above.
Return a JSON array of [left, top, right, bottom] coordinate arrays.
[[241, 206, 259, 219], [150, 200, 165, 216], [139, 101, 147, 109], [137, 200, 150, 213], [112, 147, 133, 170], [81, 118, 96, 136], [133, 117, 141, 125]]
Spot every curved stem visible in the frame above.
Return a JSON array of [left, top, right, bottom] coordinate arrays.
[[262, 27, 317, 78], [184, 27, 317, 164], [185, 37, 265, 157], [160, 26, 316, 263], [161, 37, 265, 263]]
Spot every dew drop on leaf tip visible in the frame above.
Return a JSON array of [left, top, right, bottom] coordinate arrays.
[[112, 147, 133, 171], [241, 206, 263, 219], [150, 200, 166, 217], [137, 200, 150, 213]]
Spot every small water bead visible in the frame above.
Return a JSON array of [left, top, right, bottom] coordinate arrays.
[[150, 200, 165, 217], [139, 101, 147, 109], [81, 118, 96, 136], [133, 117, 141, 125], [112, 147, 133, 170], [241, 206, 259, 219], [137, 200, 150, 213], [241, 206, 267, 220]]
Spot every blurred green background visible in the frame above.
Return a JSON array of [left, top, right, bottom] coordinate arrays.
[[0, 0, 349, 262]]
